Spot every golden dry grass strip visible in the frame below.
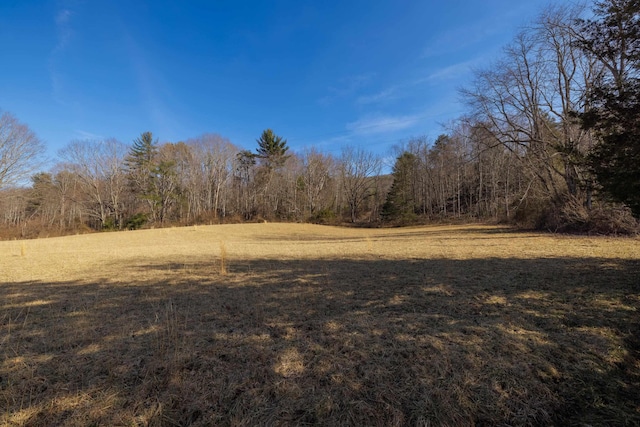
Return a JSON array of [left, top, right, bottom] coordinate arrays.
[[219, 240, 228, 276], [1, 224, 639, 426]]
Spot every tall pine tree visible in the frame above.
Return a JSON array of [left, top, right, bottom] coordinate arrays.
[[125, 131, 159, 221], [256, 129, 289, 169], [578, 0, 640, 217], [382, 152, 419, 222]]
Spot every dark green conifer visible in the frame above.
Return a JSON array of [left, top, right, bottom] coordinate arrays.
[[256, 129, 289, 169]]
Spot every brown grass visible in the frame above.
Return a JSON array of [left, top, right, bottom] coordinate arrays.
[[219, 240, 228, 276], [1, 223, 639, 426]]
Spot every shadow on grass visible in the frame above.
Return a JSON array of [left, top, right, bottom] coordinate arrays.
[[1, 256, 639, 426], [252, 225, 533, 243]]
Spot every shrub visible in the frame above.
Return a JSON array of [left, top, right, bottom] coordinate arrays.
[[310, 208, 336, 224], [125, 213, 147, 230]]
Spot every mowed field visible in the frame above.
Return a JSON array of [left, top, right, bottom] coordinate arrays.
[[1, 224, 639, 426]]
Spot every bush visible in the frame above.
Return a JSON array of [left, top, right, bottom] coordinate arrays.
[[125, 213, 147, 230], [102, 217, 118, 231], [310, 208, 336, 224], [532, 195, 639, 235]]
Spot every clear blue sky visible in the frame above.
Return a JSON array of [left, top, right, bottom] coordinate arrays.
[[1, 0, 571, 164]]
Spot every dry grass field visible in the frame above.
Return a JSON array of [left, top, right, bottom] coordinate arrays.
[[1, 223, 639, 426]]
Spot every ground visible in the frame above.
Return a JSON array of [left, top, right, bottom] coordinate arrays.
[[1, 224, 639, 426]]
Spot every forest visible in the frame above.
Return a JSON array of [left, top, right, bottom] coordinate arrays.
[[1, 0, 639, 238]]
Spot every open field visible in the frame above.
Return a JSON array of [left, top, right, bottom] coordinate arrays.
[[1, 223, 639, 426]]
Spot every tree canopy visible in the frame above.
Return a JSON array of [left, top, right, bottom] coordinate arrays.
[[2, 1, 640, 236]]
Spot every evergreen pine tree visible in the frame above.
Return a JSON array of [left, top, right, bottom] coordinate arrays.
[[578, 0, 640, 217], [125, 131, 159, 219], [382, 152, 419, 222], [256, 129, 289, 169]]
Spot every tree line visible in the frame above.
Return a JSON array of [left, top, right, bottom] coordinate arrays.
[[0, 0, 638, 238]]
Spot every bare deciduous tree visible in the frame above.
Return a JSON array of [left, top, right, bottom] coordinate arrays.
[[0, 112, 45, 189], [462, 5, 595, 215], [184, 134, 238, 221], [58, 138, 128, 228], [300, 148, 334, 217], [339, 146, 382, 223]]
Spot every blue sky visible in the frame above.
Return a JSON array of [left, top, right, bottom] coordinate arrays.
[[1, 0, 571, 164]]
